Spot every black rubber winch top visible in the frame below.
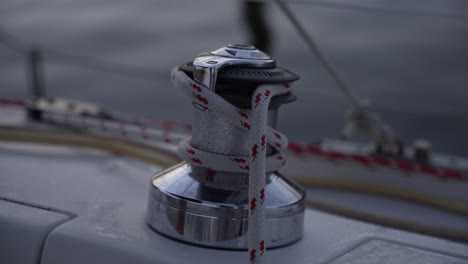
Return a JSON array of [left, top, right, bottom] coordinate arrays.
[[179, 62, 299, 109]]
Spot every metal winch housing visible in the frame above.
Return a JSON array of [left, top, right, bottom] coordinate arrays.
[[146, 44, 305, 249]]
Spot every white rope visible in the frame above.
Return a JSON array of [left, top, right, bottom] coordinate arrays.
[[171, 67, 292, 264], [39, 110, 188, 145]]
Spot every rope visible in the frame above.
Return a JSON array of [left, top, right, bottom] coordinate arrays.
[[0, 126, 180, 168], [171, 67, 293, 264], [42, 110, 187, 144]]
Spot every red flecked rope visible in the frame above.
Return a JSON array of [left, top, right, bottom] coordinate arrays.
[[171, 67, 293, 264], [0, 98, 26, 107], [287, 143, 468, 182]]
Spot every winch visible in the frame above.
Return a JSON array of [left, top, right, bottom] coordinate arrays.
[[146, 44, 305, 250]]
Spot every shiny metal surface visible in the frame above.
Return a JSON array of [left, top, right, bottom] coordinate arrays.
[[146, 45, 305, 249], [146, 163, 305, 249], [192, 106, 278, 156], [193, 44, 275, 90]]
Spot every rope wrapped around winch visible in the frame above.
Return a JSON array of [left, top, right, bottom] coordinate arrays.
[[171, 67, 293, 264]]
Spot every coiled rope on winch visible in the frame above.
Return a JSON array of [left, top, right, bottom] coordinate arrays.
[[171, 67, 293, 264]]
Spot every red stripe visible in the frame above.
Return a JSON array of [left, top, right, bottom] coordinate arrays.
[[288, 143, 305, 154], [205, 169, 216, 182], [251, 144, 259, 161], [230, 157, 246, 164], [441, 169, 464, 180], [419, 164, 438, 175], [250, 198, 257, 215], [186, 148, 195, 155], [261, 135, 266, 151], [191, 158, 202, 165], [397, 161, 415, 172], [306, 144, 325, 155], [372, 156, 392, 167], [351, 154, 370, 166], [289, 143, 468, 182], [327, 151, 347, 160], [0, 98, 25, 107], [259, 188, 265, 204], [250, 249, 256, 264], [259, 240, 265, 256], [241, 121, 251, 130]]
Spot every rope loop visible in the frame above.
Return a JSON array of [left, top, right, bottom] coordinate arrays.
[[171, 67, 293, 264]]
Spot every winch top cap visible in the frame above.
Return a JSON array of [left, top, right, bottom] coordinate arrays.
[[192, 44, 277, 91], [209, 44, 272, 60]]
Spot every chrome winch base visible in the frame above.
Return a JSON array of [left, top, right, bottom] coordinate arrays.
[[146, 163, 305, 249]]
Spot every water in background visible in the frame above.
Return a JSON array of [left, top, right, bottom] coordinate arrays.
[[1, 0, 467, 155]]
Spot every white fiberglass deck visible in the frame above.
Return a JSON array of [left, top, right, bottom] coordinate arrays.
[[1, 141, 468, 264]]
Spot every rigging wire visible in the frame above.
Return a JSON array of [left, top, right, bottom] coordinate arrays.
[[274, 0, 362, 111], [275, 0, 407, 147], [274, 2, 468, 127]]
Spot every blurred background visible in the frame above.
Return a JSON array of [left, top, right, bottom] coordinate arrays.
[[1, 0, 467, 155]]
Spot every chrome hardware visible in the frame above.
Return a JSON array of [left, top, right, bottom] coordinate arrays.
[[193, 44, 275, 91], [146, 45, 305, 249], [147, 163, 304, 249]]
